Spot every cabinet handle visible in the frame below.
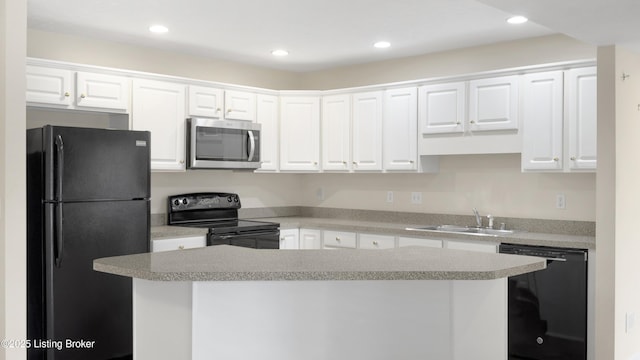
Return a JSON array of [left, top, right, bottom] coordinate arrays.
[[227, 109, 233, 113], [553, 157, 559, 162], [373, 241, 379, 246], [352, 162, 358, 167], [456, 121, 461, 125], [470, 120, 476, 124], [336, 237, 341, 242], [80, 93, 86, 99], [570, 156, 576, 161], [64, 92, 70, 97], [180, 160, 185, 164], [216, 108, 221, 113], [178, 245, 185, 250], [280, 237, 285, 240], [342, 161, 347, 165], [409, 160, 414, 164], [313, 162, 318, 166]]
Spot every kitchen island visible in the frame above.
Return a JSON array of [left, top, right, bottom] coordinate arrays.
[[94, 245, 545, 360]]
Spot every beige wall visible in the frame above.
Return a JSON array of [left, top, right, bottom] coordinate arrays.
[[297, 34, 597, 90], [1, 0, 27, 359], [28, 30, 598, 221], [27, 29, 302, 90]]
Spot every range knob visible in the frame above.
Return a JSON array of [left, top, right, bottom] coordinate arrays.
[[173, 199, 181, 206], [234, 195, 239, 203], [182, 198, 188, 205], [227, 196, 233, 203]]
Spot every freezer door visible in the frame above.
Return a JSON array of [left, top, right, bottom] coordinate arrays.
[[43, 200, 149, 360], [43, 126, 150, 202]]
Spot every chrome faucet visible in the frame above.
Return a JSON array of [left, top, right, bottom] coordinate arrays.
[[472, 208, 482, 228]]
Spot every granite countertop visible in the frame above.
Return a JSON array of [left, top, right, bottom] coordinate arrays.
[[151, 216, 595, 250], [94, 244, 546, 282]]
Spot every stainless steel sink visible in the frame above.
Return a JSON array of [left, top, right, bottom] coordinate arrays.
[[405, 225, 518, 237]]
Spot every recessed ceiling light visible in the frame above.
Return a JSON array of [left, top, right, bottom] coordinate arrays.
[[149, 25, 169, 34], [374, 41, 391, 49], [506, 15, 528, 24], [271, 49, 289, 57]]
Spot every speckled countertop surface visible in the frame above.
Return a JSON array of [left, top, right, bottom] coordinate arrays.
[[94, 244, 546, 281], [151, 216, 595, 250]]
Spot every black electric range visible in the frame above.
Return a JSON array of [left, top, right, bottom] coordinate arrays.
[[167, 193, 280, 249]]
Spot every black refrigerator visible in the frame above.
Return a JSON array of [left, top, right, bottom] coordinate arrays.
[[27, 125, 151, 360]]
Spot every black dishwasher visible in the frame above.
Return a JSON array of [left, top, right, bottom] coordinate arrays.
[[499, 244, 588, 360]]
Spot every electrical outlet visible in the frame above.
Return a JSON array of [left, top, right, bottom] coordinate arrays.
[[386, 191, 394, 203], [556, 194, 566, 209], [626, 312, 636, 333], [411, 192, 422, 204]]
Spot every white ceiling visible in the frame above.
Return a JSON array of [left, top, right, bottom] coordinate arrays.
[[27, 0, 637, 72]]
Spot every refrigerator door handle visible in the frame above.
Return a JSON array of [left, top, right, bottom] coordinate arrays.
[[247, 130, 256, 161], [54, 135, 64, 267]]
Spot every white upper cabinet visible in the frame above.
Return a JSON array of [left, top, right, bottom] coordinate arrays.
[[352, 91, 383, 171], [279, 96, 321, 171], [188, 85, 223, 118], [256, 94, 280, 172], [187, 87, 255, 121], [383, 87, 418, 170], [27, 66, 129, 112], [468, 75, 519, 132], [26, 66, 73, 107], [419, 82, 466, 134], [521, 67, 597, 172], [322, 94, 352, 171], [521, 71, 564, 171], [224, 90, 256, 121], [566, 67, 597, 171], [132, 79, 187, 171]]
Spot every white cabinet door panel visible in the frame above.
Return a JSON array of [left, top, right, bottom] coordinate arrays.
[[279, 96, 320, 171], [469, 75, 519, 132], [299, 229, 322, 249], [352, 91, 383, 171], [522, 71, 564, 171], [132, 79, 187, 171], [26, 66, 73, 107], [188, 85, 223, 118], [279, 229, 299, 250], [567, 67, 597, 171], [76, 71, 129, 111], [256, 94, 280, 171], [224, 90, 256, 121], [398, 237, 443, 248], [358, 233, 396, 249], [419, 82, 466, 134], [323, 230, 357, 249], [322, 94, 352, 171], [383, 87, 418, 170], [446, 240, 497, 253], [152, 235, 206, 252]]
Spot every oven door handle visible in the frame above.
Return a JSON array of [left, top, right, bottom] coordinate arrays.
[[247, 130, 256, 161], [214, 231, 279, 240]]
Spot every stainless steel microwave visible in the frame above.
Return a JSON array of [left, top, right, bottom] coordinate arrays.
[[187, 118, 261, 169]]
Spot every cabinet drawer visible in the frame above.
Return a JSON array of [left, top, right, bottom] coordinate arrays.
[[323, 230, 357, 249], [359, 233, 396, 249], [398, 237, 443, 248], [446, 240, 497, 253], [152, 235, 206, 252]]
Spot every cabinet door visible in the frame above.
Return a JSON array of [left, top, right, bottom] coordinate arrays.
[[26, 66, 73, 107], [358, 233, 396, 249], [188, 85, 223, 118], [419, 82, 466, 134], [352, 91, 383, 171], [323, 230, 357, 249], [224, 90, 256, 121], [521, 71, 564, 171], [279, 229, 299, 250], [383, 87, 418, 170], [566, 67, 597, 171], [132, 79, 187, 171], [469, 75, 519, 132], [151, 235, 206, 252], [256, 94, 280, 171], [299, 229, 322, 249], [76, 71, 130, 111], [279, 96, 321, 171], [398, 237, 443, 248], [446, 240, 497, 253], [322, 94, 351, 171]]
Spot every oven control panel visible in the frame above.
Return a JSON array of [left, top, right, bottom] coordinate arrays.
[[168, 193, 241, 212]]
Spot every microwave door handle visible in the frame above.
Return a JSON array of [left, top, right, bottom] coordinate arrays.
[[247, 130, 256, 161]]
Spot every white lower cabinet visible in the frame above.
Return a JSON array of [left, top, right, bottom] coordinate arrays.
[[445, 240, 498, 253], [358, 233, 396, 249], [299, 229, 323, 249], [398, 237, 443, 248], [151, 235, 206, 253], [279, 228, 299, 249], [323, 230, 357, 249]]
